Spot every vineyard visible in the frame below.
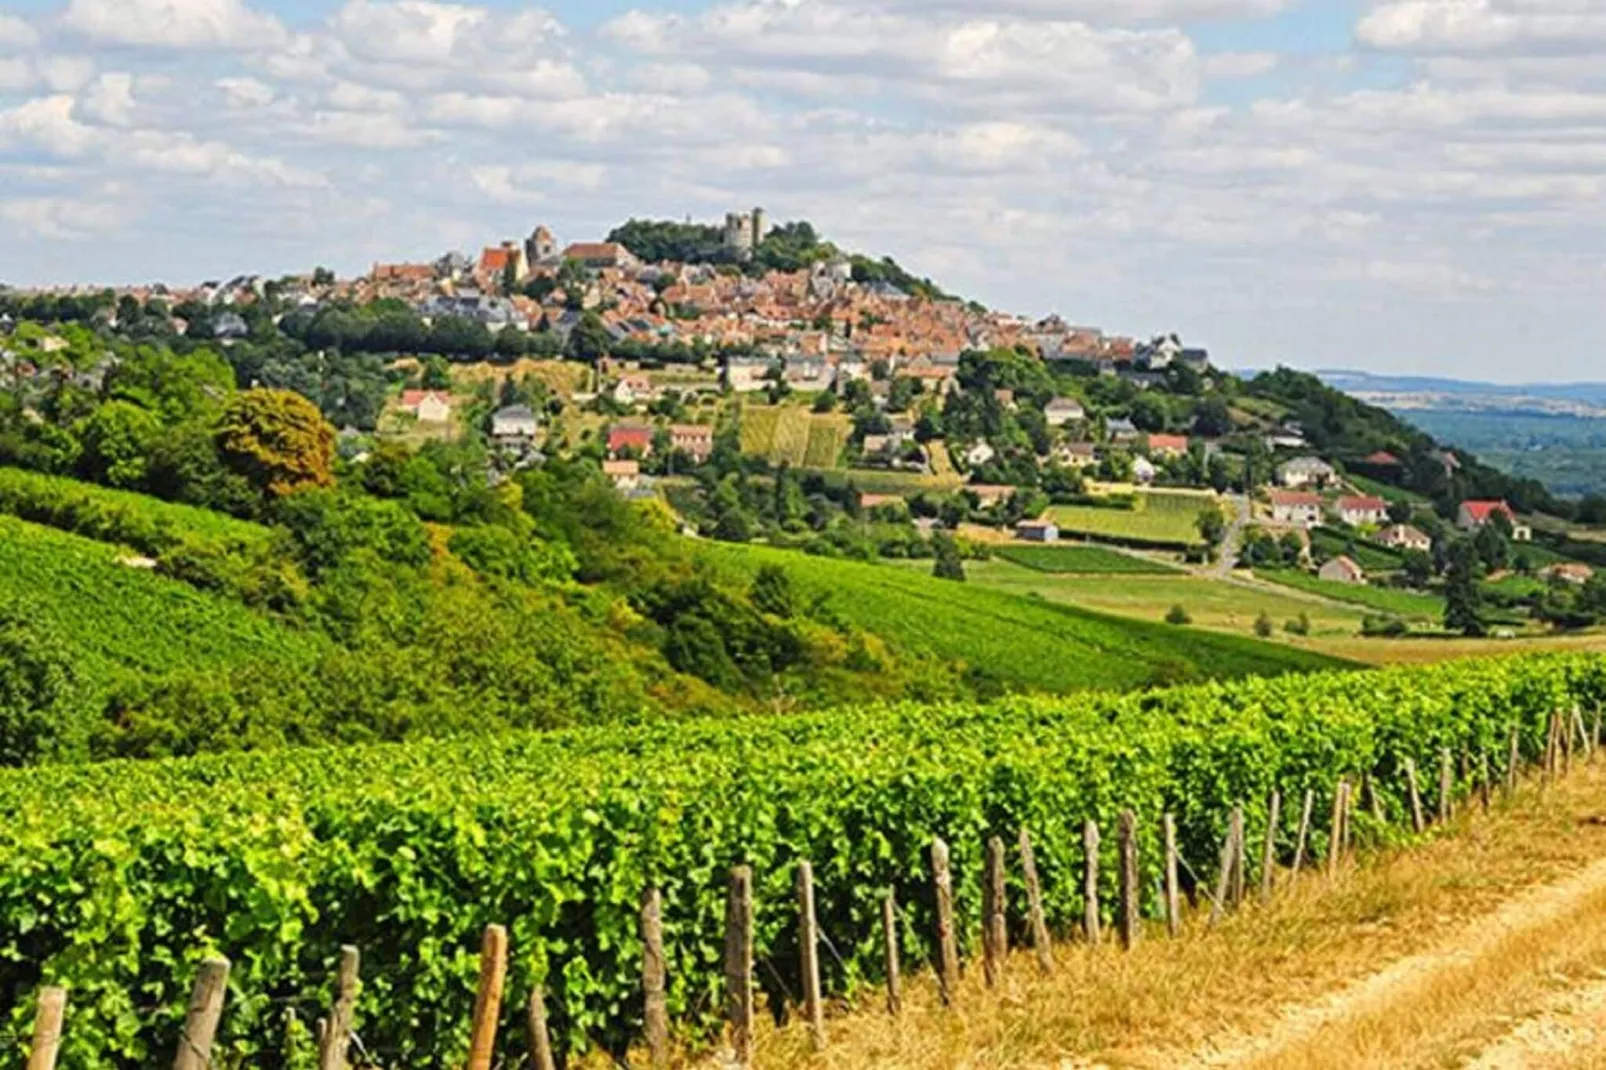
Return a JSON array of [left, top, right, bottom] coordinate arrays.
[[1047, 491, 1212, 549], [2, 652, 1600, 1066], [698, 542, 1338, 689], [992, 544, 1182, 575], [738, 405, 847, 468], [0, 515, 324, 693]]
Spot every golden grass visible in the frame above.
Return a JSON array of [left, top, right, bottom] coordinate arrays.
[[694, 763, 1606, 1070]]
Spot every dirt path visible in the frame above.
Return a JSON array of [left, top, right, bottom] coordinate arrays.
[[1174, 853, 1606, 1069]]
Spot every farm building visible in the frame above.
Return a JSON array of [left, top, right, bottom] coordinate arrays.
[[1335, 495, 1389, 527], [1377, 524, 1432, 553], [1267, 490, 1322, 528], [1458, 500, 1532, 542], [1319, 555, 1366, 584], [1016, 520, 1060, 543]]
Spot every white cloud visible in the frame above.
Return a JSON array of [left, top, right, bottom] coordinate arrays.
[[80, 73, 138, 127], [1358, 0, 1606, 55], [0, 14, 40, 51], [216, 76, 276, 108], [1204, 50, 1280, 78], [60, 0, 288, 50], [0, 192, 129, 240]]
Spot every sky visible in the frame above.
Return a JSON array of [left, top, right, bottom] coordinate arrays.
[[1, 0, 1604, 381]]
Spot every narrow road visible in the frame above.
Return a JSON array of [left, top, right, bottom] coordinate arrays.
[[1210, 493, 1250, 578]]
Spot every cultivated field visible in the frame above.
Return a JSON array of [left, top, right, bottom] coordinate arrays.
[[992, 543, 1183, 575], [1259, 568, 1446, 621], [1047, 491, 1214, 548], [740, 404, 849, 467]]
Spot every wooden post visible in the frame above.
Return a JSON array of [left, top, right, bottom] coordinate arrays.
[[1364, 774, 1385, 825], [317, 945, 360, 1070], [1162, 814, 1181, 938], [1405, 759, 1426, 833], [172, 956, 229, 1070], [641, 889, 669, 1070], [1438, 748, 1454, 824], [527, 986, 557, 1070], [881, 892, 902, 1016], [467, 924, 508, 1070], [985, 836, 1008, 987], [1291, 789, 1315, 873], [724, 866, 755, 1064], [1508, 725, 1522, 795], [1209, 811, 1237, 926], [1018, 827, 1054, 974], [1326, 780, 1348, 877], [1228, 805, 1247, 906], [27, 986, 67, 1070], [1083, 819, 1102, 945], [1480, 752, 1492, 813], [931, 838, 960, 1005], [797, 861, 826, 1050], [1563, 709, 1575, 775], [1545, 711, 1560, 780], [1574, 707, 1591, 763], [1592, 708, 1602, 761], [1118, 810, 1140, 951], [1259, 789, 1281, 900]]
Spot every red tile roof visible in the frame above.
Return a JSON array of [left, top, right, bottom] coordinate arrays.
[[1461, 500, 1515, 523], [1336, 496, 1387, 513]]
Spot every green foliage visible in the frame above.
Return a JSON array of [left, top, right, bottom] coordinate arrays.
[[700, 543, 1344, 692], [3, 653, 1595, 1065], [75, 400, 162, 488], [1165, 604, 1192, 625], [1445, 539, 1487, 636], [0, 604, 77, 766], [992, 545, 1181, 575], [932, 532, 967, 581], [216, 389, 337, 498], [607, 218, 729, 263]]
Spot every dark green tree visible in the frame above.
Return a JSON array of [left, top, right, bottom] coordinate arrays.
[[932, 533, 966, 582], [1444, 538, 1486, 636]]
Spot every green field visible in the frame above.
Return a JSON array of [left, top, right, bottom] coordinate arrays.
[[993, 544, 1182, 575], [1309, 527, 1406, 572], [0, 465, 273, 554], [962, 560, 1368, 637], [1345, 473, 1431, 507], [1260, 568, 1446, 622], [0, 515, 324, 696], [700, 542, 1348, 691], [1046, 491, 1214, 548], [739, 404, 848, 467]]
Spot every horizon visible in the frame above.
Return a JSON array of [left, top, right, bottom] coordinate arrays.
[[2, 0, 1602, 381]]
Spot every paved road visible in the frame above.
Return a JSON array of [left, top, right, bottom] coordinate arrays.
[[1210, 493, 1251, 578]]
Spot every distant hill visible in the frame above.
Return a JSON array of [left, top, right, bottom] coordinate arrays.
[[1317, 369, 1606, 415]]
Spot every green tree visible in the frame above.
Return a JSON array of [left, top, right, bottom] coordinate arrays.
[[750, 565, 797, 618], [216, 388, 337, 498], [932, 533, 966, 581], [1444, 539, 1486, 636], [420, 356, 453, 390], [75, 400, 162, 488], [0, 606, 77, 766], [566, 310, 612, 364], [1402, 550, 1434, 588], [1196, 505, 1227, 550], [1254, 612, 1274, 638]]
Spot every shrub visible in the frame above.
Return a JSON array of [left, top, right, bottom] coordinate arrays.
[[1285, 613, 1311, 636], [1254, 612, 1274, 638], [1165, 604, 1192, 626]]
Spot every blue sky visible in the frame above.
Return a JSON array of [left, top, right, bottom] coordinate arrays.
[[2, 0, 1604, 381]]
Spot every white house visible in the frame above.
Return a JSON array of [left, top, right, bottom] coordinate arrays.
[[964, 441, 997, 467], [1335, 495, 1388, 527], [1319, 555, 1366, 585], [724, 356, 776, 393], [399, 390, 453, 423], [1016, 519, 1060, 543], [1044, 397, 1087, 427], [1267, 490, 1323, 528], [1458, 500, 1533, 542], [491, 405, 540, 441], [1277, 457, 1336, 489], [1377, 524, 1432, 553]]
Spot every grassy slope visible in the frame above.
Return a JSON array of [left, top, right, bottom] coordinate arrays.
[[992, 544, 1182, 575], [1047, 491, 1211, 548], [1260, 568, 1446, 621], [699, 542, 1349, 690], [0, 515, 325, 696], [0, 465, 274, 547]]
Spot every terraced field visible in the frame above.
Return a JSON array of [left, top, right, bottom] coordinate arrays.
[[1047, 490, 1217, 548]]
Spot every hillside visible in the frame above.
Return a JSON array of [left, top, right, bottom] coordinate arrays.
[[697, 542, 1348, 690]]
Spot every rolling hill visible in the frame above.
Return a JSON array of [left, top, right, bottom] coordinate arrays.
[[698, 541, 1350, 691]]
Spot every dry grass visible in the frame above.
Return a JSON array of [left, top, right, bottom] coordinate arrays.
[[686, 763, 1606, 1070]]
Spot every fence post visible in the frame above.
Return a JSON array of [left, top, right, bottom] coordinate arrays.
[[27, 986, 67, 1070], [881, 891, 902, 1016], [1162, 814, 1181, 937], [172, 956, 230, 1070], [1229, 805, 1247, 906], [1259, 789, 1281, 900], [1574, 707, 1591, 763], [1083, 819, 1102, 945], [1364, 774, 1385, 826], [797, 860, 826, 1050], [1479, 752, 1492, 813], [641, 889, 669, 1070], [724, 865, 755, 1065], [1438, 749, 1454, 824], [1209, 810, 1238, 926], [527, 985, 557, 1070], [1291, 789, 1315, 873], [317, 946, 360, 1070], [1326, 780, 1349, 877], [931, 838, 960, 1006], [982, 836, 1007, 987], [1592, 708, 1602, 761], [1405, 759, 1426, 833], [467, 925, 508, 1070], [1118, 810, 1140, 951], [1018, 827, 1054, 974], [1507, 725, 1521, 795]]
